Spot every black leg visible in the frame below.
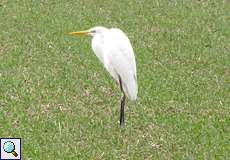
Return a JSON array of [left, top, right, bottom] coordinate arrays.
[[120, 94, 125, 126], [118, 75, 126, 127]]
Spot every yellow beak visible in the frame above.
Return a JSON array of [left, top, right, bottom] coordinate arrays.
[[68, 30, 89, 36]]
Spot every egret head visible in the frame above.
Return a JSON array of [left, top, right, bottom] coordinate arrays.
[[68, 26, 108, 37]]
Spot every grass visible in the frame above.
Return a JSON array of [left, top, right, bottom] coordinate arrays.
[[0, 0, 229, 159]]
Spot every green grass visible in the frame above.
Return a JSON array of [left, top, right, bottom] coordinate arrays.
[[0, 0, 229, 159]]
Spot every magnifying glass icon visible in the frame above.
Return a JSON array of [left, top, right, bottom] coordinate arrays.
[[3, 141, 18, 157]]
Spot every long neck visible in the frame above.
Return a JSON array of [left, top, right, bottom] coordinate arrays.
[[91, 34, 106, 64]]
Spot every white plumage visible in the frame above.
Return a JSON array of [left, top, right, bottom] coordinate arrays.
[[91, 27, 137, 100]]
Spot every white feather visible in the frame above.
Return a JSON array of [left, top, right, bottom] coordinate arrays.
[[91, 27, 137, 100]]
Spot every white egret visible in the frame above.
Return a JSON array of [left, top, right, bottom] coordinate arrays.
[[68, 26, 138, 126]]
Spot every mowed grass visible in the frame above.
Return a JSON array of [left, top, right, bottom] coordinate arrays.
[[0, 0, 229, 159]]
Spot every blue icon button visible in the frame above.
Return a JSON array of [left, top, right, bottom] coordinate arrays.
[[3, 141, 18, 157]]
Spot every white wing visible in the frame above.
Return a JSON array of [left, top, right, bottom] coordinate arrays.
[[92, 28, 137, 100]]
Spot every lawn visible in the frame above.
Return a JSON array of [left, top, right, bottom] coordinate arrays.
[[0, 0, 229, 159]]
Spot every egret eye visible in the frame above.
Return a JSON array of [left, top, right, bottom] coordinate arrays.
[[91, 30, 96, 33]]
